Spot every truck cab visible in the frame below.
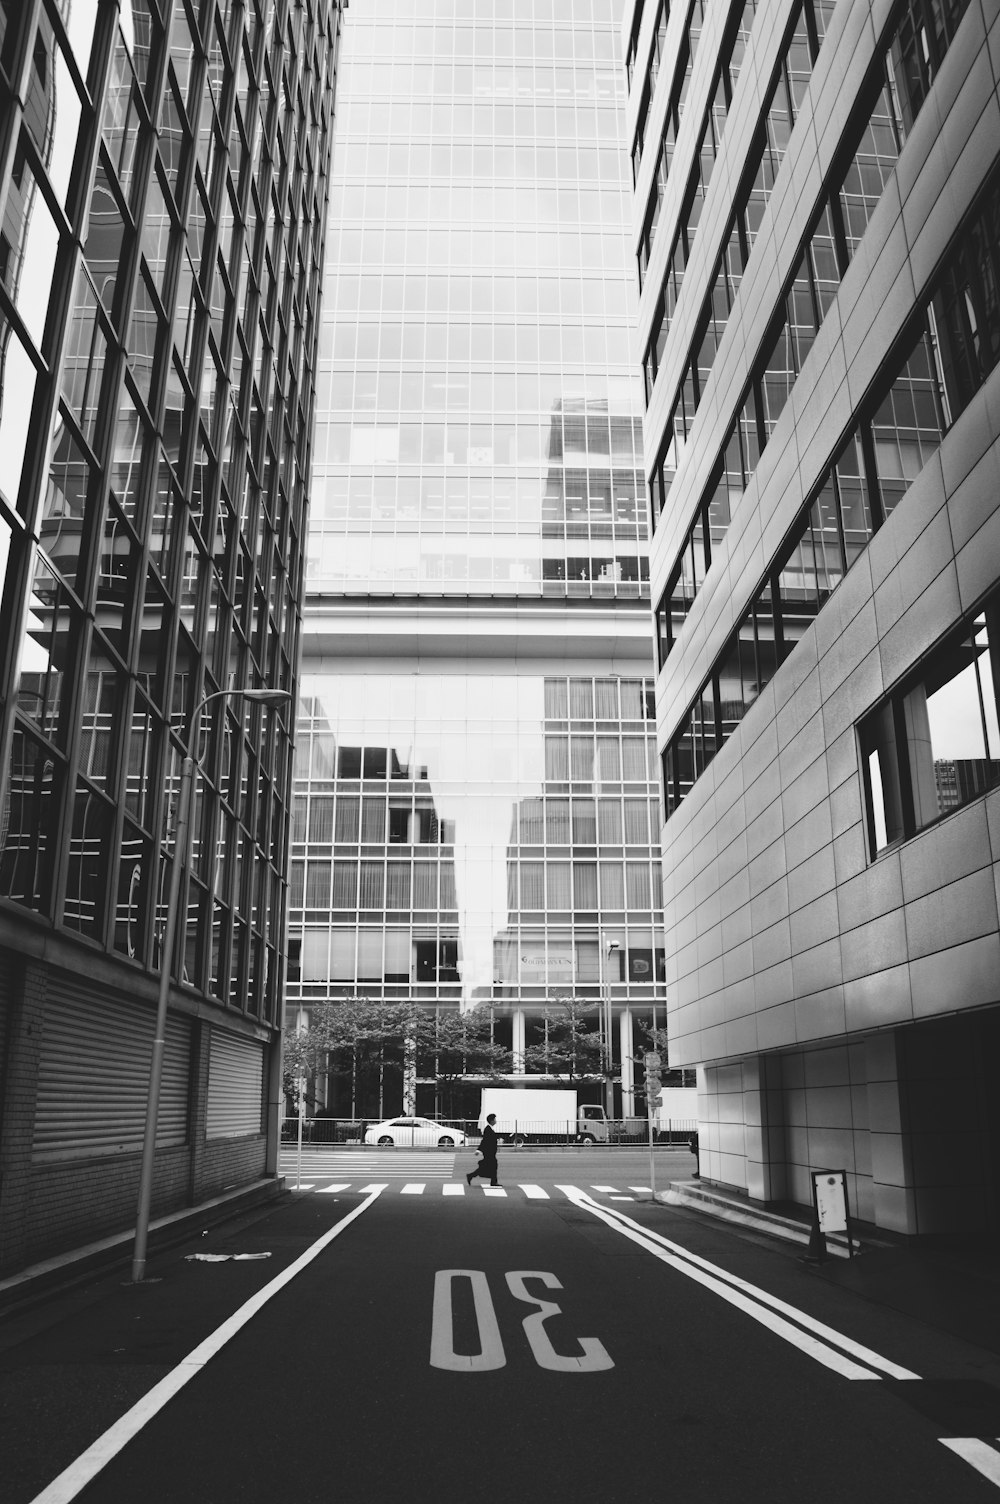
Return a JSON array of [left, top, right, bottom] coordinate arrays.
[[577, 1104, 610, 1143]]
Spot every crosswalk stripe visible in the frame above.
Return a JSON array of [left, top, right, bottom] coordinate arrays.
[[294, 1180, 626, 1202], [940, 1439, 1000, 1487], [591, 1184, 618, 1192], [629, 1186, 653, 1193]]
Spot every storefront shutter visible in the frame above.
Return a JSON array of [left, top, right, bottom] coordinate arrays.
[[0, 946, 14, 1111], [206, 1028, 263, 1138], [32, 977, 190, 1161]]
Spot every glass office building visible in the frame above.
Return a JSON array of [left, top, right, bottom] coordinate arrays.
[[292, 0, 668, 1118], [0, 0, 343, 1272], [633, 0, 1000, 1236]]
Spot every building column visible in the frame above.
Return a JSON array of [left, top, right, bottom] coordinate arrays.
[[264, 1032, 283, 1178], [402, 1031, 417, 1114], [0, 958, 44, 1274], [620, 1009, 634, 1116], [512, 1008, 525, 1073], [744, 1054, 786, 1204], [866, 1031, 918, 1235], [188, 1019, 210, 1202]]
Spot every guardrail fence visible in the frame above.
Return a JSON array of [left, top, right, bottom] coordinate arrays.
[[279, 1116, 698, 1147]]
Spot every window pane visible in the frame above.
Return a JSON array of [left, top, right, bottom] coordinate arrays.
[[862, 702, 905, 853], [907, 615, 1000, 827]]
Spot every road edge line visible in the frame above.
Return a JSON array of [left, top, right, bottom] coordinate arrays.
[[28, 1188, 385, 1504], [556, 1186, 884, 1381], [563, 1188, 920, 1381]]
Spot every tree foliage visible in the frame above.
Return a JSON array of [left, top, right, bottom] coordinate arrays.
[[422, 1005, 512, 1116], [521, 995, 604, 1081], [283, 999, 512, 1117]]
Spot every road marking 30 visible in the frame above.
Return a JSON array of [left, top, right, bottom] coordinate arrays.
[[430, 1270, 613, 1374], [506, 1272, 613, 1372], [430, 1271, 505, 1372], [557, 1187, 918, 1383]]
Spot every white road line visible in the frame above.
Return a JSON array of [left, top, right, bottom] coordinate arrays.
[[610, 1196, 635, 1201], [557, 1187, 919, 1383], [291, 1183, 315, 1191], [940, 1439, 1000, 1487], [628, 1186, 653, 1193], [519, 1185, 549, 1199], [401, 1184, 425, 1195], [314, 1184, 351, 1195], [483, 1187, 507, 1197], [357, 1183, 390, 1193], [591, 1184, 618, 1192], [443, 1184, 465, 1196], [27, 1187, 385, 1504]]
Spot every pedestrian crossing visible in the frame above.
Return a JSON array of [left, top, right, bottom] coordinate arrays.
[[284, 1178, 656, 1201], [279, 1149, 456, 1179]]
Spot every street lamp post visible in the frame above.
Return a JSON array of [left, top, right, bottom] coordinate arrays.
[[602, 939, 619, 1123], [130, 686, 292, 1283]]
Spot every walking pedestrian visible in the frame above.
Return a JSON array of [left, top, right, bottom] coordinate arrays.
[[467, 1112, 501, 1187]]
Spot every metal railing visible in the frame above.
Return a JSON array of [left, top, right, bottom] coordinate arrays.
[[279, 1116, 698, 1147]]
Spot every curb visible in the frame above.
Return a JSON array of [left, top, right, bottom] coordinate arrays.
[[0, 1176, 286, 1313]]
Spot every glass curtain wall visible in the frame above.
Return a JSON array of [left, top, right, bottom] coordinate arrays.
[[0, 0, 340, 1021], [294, 0, 664, 1118], [309, 0, 646, 597]]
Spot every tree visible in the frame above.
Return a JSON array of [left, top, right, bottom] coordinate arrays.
[[420, 1005, 513, 1117], [521, 995, 604, 1082], [283, 997, 425, 1118], [284, 999, 514, 1120]]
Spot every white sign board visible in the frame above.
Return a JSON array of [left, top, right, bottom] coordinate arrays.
[[812, 1170, 848, 1234]]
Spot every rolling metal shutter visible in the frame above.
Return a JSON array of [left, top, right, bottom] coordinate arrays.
[[32, 978, 191, 1162], [0, 947, 13, 1115], [206, 1028, 263, 1139]]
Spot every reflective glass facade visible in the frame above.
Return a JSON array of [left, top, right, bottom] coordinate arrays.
[[294, 0, 665, 1116], [0, 0, 343, 1269], [308, 0, 646, 598], [0, 0, 340, 1014]]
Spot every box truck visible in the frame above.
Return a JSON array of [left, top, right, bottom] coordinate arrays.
[[653, 1085, 699, 1140], [479, 1087, 610, 1144]]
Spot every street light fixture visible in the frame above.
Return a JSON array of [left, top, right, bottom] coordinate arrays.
[[602, 939, 620, 1122], [130, 685, 293, 1283]]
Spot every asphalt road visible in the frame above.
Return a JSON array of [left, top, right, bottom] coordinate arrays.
[[4, 1149, 1000, 1504]]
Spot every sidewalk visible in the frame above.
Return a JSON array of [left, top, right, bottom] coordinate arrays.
[[664, 1176, 1000, 1355], [0, 1177, 284, 1315]]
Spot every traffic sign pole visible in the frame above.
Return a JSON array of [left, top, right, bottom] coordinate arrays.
[[643, 1052, 661, 1202]]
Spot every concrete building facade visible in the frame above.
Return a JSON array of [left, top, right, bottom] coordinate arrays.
[[631, 0, 1000, 1236], [0, 0, 343, 1272]]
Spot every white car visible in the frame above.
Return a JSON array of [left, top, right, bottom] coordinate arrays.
[[364, 1116, 467, 1148]]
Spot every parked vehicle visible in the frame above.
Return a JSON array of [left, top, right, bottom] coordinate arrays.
[[363, 1116, 467, 1147], [479, 1087, 610, 1144], [651, 1085, 699, 1141]]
